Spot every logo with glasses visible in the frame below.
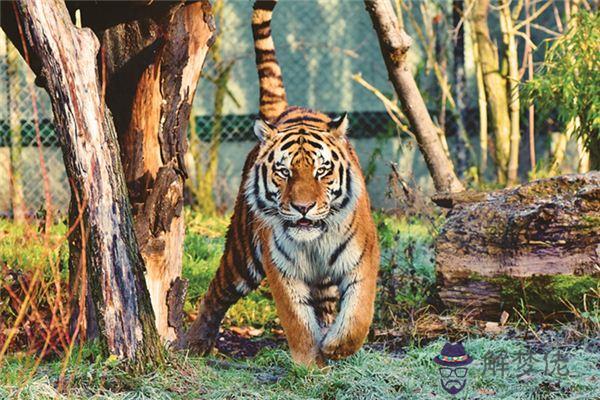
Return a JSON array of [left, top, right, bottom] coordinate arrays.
[[433, 342, 473, 395]]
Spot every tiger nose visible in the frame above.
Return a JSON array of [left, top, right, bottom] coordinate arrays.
[[291, 201, 316, 216]]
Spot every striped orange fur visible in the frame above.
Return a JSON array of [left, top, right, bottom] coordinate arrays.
[[183, 0, 379, 366], [252, 0, 287, 122]]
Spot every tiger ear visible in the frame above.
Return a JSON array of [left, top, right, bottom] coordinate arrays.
[[329, 113, 349, 138], [254, 118, 277, 142]]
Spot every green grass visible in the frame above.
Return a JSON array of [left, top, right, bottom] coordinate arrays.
[[2, 211, 600, 399], [182, 210, 279, 329], [0, 219, 67, 274], [374, 214, 436, 317], [2, 338, 599, 399]]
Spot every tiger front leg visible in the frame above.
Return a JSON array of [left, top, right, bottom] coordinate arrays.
[[264, 264, 325, 366], [178, 258, 255, 355], [311, 278, 339, 332], [320, 260, 378, 360], [179, 284, 237, 355], [180, 287, 234, 355]]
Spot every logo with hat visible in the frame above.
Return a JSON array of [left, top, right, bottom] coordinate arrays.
[[433, 341, 473, 395]]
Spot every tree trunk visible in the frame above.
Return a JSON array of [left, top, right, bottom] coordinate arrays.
[[499, 0, 521, 186], [524, 0, 535, 177], [588, 136, 599, 171], [364, 0, 464, 193], [564, 0, 591, 173], [433, 172, 600, 318], [549, 129, 569, 175], [5, 38, 26, 222], [76, 1, 215, 342], [11, 0, 163, 368], [470, 20, 489, 178], [452, 0, 468, 177], [469, 0, 511, 184], [578, 135, 591, 173]]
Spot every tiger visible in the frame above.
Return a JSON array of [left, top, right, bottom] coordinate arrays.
[[181, 0, 380, 366]]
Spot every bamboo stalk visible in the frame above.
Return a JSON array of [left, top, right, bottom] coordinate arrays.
[[194, 0, 228, 216], [500, 0, 521, 186], [470, 19, 488, 178], [549, 125, 570, 175], [469, 0, 511, 184], [525, 0, 535, 177]]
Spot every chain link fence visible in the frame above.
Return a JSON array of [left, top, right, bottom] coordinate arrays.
[[0, 34, 64, 217], [0, 0, 569, 215], [187, 0, 421, 211], [1, 1, 418, 216]]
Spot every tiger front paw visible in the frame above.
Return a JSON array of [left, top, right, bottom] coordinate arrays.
[[177, 316, 220, 356], [319, 330, 361, 360], [186, 334, 218, 356]]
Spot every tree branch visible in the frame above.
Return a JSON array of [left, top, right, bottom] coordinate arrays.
[[364, 0, 464, 193]]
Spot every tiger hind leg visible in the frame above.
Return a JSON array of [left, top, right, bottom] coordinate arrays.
[[178, 259, 260, 355]]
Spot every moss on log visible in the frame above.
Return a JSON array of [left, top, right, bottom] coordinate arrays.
[[435, 172, 600, 318]]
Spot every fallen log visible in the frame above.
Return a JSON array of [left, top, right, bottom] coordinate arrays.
[[434, 172, 600, 319]]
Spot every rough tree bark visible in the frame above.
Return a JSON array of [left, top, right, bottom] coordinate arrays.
[[10, 0, 163, 367], [433, 172, 600, 318], [74, 0, 215, 342], [364, 0, 464, 193]]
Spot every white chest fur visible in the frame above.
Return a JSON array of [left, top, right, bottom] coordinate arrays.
[[267, 215, 362, 284]]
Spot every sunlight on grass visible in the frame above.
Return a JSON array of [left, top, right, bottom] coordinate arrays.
[[2, 338, 599, 399], [0, 220, 67, 273], [2, 211, 600, 399]]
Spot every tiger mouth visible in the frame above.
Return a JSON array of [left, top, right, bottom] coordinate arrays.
[[285, 217, 324, 230]]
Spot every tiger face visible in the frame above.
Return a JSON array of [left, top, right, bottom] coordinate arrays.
[[246, 108, 360, 242]]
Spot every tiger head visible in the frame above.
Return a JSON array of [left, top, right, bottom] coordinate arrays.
[[245, 107, 362, 242]]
